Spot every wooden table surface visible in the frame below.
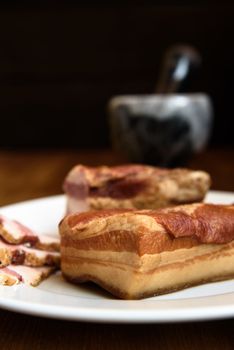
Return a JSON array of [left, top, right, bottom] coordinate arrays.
[[0, 148, 233, 350]]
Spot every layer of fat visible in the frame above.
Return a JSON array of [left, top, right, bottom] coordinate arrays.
[[61, 241, 234, 272], [67, 197, 89, 214], [61, 242, 234, 298]]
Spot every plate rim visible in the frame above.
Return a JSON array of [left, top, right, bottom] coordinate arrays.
[[0, 190, 234, 323]]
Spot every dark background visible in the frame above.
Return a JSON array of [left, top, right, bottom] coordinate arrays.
[[0, 1, 233, 149]]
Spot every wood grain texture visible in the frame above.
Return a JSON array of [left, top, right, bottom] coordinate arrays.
[[0, 309, 233, 350], [0, 148, 233, 349]]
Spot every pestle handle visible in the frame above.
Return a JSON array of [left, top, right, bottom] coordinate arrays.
[[155, 45, 201, 94]]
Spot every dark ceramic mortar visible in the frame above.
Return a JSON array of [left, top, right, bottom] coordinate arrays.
[[108, 45, 213, 167], [108, 93, 212, 167]]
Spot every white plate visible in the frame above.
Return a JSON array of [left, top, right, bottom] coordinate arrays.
[[0, 191, 234, 323]]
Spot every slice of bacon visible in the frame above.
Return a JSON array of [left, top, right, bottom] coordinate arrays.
[[0, 265, 56, 286], [0, 216, 60, 287], [0, 215, 60, 251], [0, 215, 37, 244], [0, 240, 60, 268], [0, 266, 23, 285], [34, 234, 60, 252]]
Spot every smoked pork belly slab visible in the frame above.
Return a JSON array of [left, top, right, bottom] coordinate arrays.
[[0, 215, 60, 252], [0, 265, 56, 286], [63, 164, 211, 213], [59, 204, 234, 299]]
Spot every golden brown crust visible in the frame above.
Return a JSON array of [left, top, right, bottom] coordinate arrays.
[[61, 204, 234, 245]]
